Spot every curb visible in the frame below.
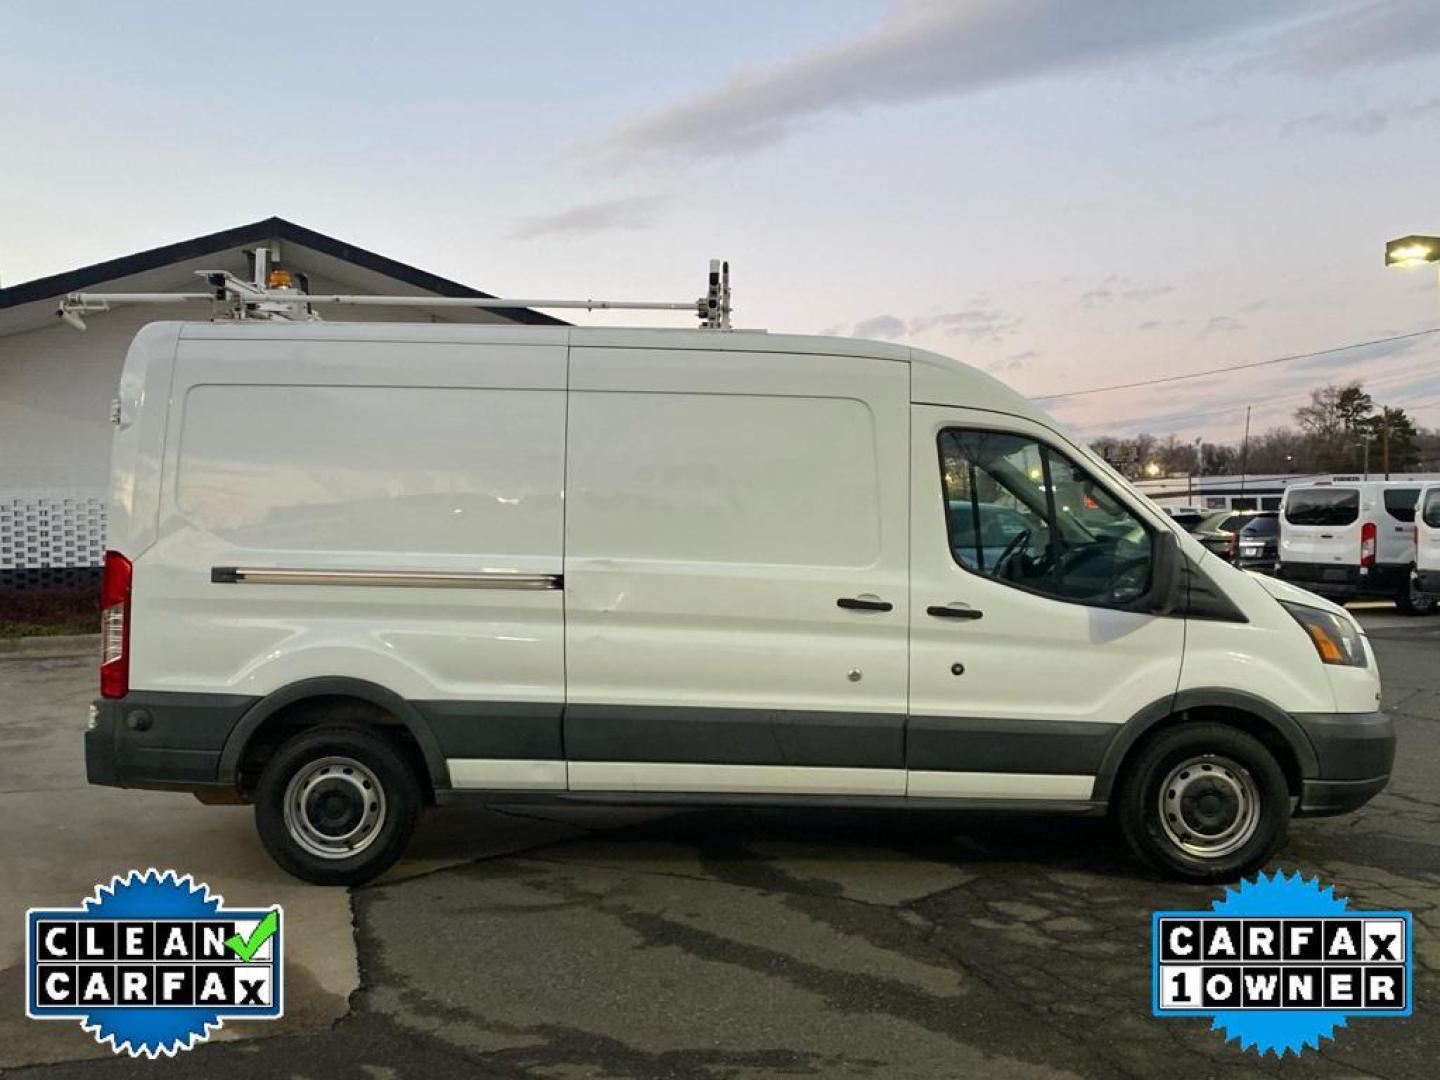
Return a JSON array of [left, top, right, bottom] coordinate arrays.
[[0, 633, 98, 659]]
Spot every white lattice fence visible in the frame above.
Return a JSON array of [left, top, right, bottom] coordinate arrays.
[[0, 488, 107, 587]]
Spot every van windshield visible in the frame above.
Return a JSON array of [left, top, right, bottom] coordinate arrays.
[[1285, 488, 1359, 526]]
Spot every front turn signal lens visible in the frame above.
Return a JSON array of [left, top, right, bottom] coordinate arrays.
[[1281, 601, 1367, 668], [1303, 622, 1344, 663]]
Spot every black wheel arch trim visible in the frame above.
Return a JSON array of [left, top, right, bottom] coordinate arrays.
[[217, 677, 451, 790], [1090, 688, 1321, 802]]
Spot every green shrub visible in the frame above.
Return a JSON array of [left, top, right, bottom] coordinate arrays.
[[0, 586, 98, 637]]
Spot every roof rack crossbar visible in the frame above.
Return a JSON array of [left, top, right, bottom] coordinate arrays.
[[56, 261, 734, 331]]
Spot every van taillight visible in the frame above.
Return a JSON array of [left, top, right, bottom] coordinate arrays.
[[99, 550, 132, 699], [1360, 522, 1377, 569], [1227, 532, 1238, 559]]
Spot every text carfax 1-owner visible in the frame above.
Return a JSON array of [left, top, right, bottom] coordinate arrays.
[[1153, 871, 1411, 1056]]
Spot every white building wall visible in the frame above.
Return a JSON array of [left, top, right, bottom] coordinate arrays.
[[0, 274, 519, 578], [0, 303, 183, 491]]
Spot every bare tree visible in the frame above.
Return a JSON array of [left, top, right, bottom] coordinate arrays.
[[1089, 381, 1431, 477]]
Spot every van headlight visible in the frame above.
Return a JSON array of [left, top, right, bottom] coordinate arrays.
[[1281, 601, 1368, 668]]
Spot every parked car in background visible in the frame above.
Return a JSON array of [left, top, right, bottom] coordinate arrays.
[[1277, 481, 1434, 615], [946, 501, 1032, 571], [1193, 509, 1272, 562], [1165, 509, 1207, 533], [1232, 512, 1279, 573]]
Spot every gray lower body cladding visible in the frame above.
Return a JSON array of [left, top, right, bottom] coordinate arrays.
[[86, 692, 256, 790], [1414, 569, 1440, 597], [86, 691, 1394, 817]]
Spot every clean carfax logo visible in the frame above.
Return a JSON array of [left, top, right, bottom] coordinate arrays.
[[26, 869, 283, 1058], [1152, 870, 1411, 1056]]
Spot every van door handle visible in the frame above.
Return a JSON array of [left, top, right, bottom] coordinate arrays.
[[927, 604, 984, 620], [837, 596, 893, 612]]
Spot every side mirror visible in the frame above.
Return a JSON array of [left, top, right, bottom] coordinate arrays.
[[1121, 529, 1183, 615], [1148, 530, 1184, 615]]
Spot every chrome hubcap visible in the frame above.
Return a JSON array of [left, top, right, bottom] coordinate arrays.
[[284, 755, 387, 860], [1158, 755, 1260, 859]]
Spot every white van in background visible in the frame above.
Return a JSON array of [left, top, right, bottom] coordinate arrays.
[[87, 321, 1393, 886], [1413, 484, 1440, 599], [1277, 481, 1434, 615]]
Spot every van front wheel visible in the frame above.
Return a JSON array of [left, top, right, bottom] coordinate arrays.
[[254, 725, 422, 886], [1115, 723, 1289, 882]]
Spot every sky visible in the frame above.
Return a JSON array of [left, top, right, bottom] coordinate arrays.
[[3, 0, 1440, 444]]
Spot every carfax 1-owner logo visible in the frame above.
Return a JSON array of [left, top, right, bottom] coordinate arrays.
[[1153, 871, 1412, 1056], [25, 869, 283, 1057]]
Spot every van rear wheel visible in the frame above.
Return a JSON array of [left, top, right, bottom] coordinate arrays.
[[1395, 574, 1437, 616], [254, 725, 422, 886], [1115, 723, 1289, 882]]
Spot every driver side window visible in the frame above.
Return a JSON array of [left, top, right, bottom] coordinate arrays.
[[938, 429, 1154, 608]]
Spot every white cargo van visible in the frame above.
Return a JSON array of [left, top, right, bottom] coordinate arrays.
[[1276, 481, 1433, 614], [1414, 483, 1440, 598], [87, 321, 1393, 885]]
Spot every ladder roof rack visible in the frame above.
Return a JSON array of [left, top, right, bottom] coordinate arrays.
[[58, 258, 733, 332]]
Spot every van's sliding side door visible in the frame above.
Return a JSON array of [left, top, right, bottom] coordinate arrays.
[[562, 346, 911, 797]]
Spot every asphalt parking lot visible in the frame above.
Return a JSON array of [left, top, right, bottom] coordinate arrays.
[[2, 610, 1436, 1078]]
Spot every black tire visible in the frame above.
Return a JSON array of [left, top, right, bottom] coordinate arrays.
[[1395, 572, 1437, 616], [254, 725, 422, 886], [1115, 722, 1290, 883]]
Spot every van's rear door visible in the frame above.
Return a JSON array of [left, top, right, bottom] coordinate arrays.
[[1280, 486, 1361, 567]]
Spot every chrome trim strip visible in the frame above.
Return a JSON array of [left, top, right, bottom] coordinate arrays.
[[211, 567, 562, 590]]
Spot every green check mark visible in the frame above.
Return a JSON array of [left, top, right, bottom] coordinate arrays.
[[225, 909, 279, 962]]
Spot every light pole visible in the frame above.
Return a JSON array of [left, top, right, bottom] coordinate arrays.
[[1239, 405, 1251, 495], [1381, 238, 1436, 478], [1190, 437, 1203, 504]]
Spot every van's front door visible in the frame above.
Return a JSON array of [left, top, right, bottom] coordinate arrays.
[[1379, 486, 1421, 566], [906, 406, 1184, 802], [1416, 486, 1440, 593]]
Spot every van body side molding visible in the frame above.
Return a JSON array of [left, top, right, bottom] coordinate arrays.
[[565, 703, 905, 769], [907, 715, 1116, 775], [210, 567, 562, 590]]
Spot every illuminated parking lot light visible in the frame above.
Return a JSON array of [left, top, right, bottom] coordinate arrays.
[[1384, 235, 1440, 268]]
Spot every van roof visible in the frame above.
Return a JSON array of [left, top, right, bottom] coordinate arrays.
[[1288, 480, 1423, 490], [167, 320, 1048, 422]]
